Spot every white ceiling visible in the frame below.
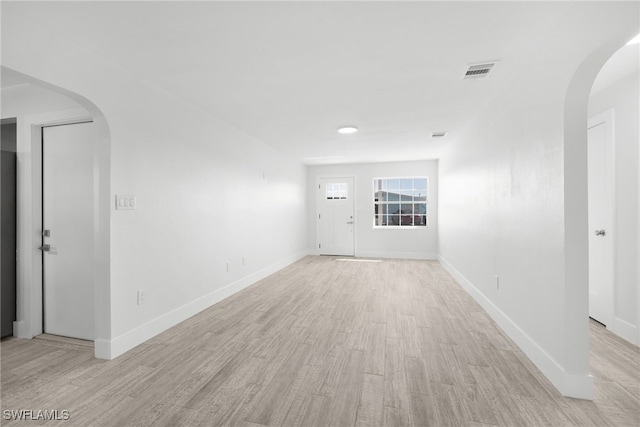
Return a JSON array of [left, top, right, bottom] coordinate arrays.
[[1, 2, 637, 165]]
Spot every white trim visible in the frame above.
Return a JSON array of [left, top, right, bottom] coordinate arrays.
[[439, 255, 594, 400], [14, 108, 94, 340], [610, 317, 638, 345], [356, 251, 437, 260], [587, 109, 616, 328], [100, 250, 309, 360]]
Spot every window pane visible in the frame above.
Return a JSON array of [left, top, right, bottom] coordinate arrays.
[[388, 192, 399, 201], [414, 178, 427, 191], [413, 192, 426, 202], [388, 203, 400, 214], [327, 183, 347, 199], [400, 178, 413, 190], [416, 203, 426, 214], [416, 215, 427, 226], [400, 192, 413, 201], [400, 203, 413, 214], [388, 179, 400, 190], [388, 215, 400, 225]]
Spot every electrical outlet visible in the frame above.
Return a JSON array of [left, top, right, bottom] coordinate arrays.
[[137, 289, 146, 305], [494, 275, 500, 291]]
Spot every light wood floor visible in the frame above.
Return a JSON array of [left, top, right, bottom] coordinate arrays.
[[1, 256, 639, 426]]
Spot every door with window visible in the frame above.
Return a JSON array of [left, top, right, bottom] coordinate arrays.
[[317, 177, 355, 256]]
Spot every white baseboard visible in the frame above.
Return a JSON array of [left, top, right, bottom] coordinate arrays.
[[610, 317, 638, 346], [438, 255, 593, 400], [99, 251, 309, 360], [355, 251, 438, 260]]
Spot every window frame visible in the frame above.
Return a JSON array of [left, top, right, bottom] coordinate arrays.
[[372, 176, 429, 229]]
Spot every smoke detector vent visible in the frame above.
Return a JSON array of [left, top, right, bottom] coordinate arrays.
[[464, 62, 496, 79], [431, 131, 448, 138]]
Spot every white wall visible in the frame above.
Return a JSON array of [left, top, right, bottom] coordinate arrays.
[[2, 7, 308, 358], [589, 72, 640, 344], [308, 160, 438, 259], [1, 84, 83, 118], [438, 5, 638, 399]]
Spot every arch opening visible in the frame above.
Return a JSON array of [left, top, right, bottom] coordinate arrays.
[[1, 66, 112, 359], [563, 30, 638, 399]]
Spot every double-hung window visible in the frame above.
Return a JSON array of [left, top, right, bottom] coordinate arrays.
[[373, 177, 428, 227]]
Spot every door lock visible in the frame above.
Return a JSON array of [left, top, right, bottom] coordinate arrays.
[[42, 229, 51, 237], [594, 229, 606, 236], [39, 244, 51, 252]]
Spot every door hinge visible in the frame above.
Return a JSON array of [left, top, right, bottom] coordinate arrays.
[[318, 184, 320, 190], [318, 213, 321, 219], [319, 243, 321, 249]]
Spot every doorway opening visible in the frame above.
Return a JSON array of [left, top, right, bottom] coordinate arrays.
[[41, 121, 96, 341], [586, 36, 640, 344], [587, 109, 615, 328], [1, 120, 18, 338], [1, 67, 112, 358]]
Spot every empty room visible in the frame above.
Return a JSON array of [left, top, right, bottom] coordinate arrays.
[[1, 1, 639, 426]]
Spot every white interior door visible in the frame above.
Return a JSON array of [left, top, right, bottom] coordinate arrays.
[[587, 113, 614, 326], [43, 122, 95, 340], [317, 177, 355, 256]]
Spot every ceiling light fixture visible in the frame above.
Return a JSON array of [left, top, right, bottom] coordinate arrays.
[[627, 33, 640, 45], [337, 125, 358, 134]]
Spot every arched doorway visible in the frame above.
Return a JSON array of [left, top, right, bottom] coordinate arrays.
[[1, 67, 112, 359], [562, 30, 638, 399]]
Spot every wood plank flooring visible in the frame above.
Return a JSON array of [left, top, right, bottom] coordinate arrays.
[[1, 256, 639, 426]]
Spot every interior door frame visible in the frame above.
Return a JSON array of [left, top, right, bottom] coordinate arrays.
[[587, 108, 615, 328], [41, 120, 95, 339], [315, 175, 356, 256], [13, 111, 101, 344]]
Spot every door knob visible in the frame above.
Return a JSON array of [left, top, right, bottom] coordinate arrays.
[[595, 230, 606, 236], [39, 244, 51, 252], [346, 221, 354, 224]]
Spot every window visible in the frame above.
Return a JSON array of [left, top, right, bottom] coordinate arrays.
[[326, 183, 348, 200], [373, 177, 427, 227]]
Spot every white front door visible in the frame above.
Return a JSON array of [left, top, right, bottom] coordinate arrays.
[[317, 177, 355, 256], [587, 111, 614, 326], [42, 122, 95, 340]]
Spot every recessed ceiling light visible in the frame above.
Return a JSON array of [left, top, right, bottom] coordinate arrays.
[[627, 33, 640, 45], [337, 126, 358, 134]]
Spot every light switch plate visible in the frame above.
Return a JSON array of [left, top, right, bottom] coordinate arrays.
[[116, 195, 136, 210]]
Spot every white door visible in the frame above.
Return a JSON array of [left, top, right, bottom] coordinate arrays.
[[317, 177, 355, 256], [42, 122, 95, 340], [587, 112, 614, 326]]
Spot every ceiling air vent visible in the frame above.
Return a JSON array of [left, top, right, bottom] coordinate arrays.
[[431, 131, 448, 138], [464, 62, 496, 79]]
